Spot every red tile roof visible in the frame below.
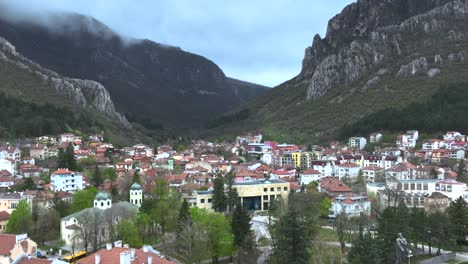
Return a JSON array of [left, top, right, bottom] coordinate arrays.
[[320, 177, 352, 193], [52, 168, 74, 174], [78, 247, 176, 264], [301, 169, 321, 175], [0, 210, 10, 221], [0, 234, 16, 255]]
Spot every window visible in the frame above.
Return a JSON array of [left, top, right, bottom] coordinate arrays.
[[417, 184, 422, 190], [208, 199, 212, 203], [101, 202, 104, 207], [404, 183, 409, 190], [410, 183, 415, 190], [277, 187, 281, 192], [107, 201, 110, 206], [284, 187, 288, 191], [264, 188, 267, 192], [270, 187, 274, 192], [423, 184, 428, 191], [270, 195, 275, 201], [263, 195, 268, 200], [200, 199, 205, 204]]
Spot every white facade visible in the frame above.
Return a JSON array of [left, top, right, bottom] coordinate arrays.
[[396, 179, 468, 202], [50, 169, 84, 193], [369, 133, 383, 143], [0, 158, 16, 175], [329, 195, 371, 218], [348, 137, 367, 150], [299, 170, 322, 185], [312, 161, 335, 176], [129, 183, 143, 207], [336, 164, 360, 180], [422, 139, 444, 150]]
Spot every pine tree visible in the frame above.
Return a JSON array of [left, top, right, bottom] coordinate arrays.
[[132, 170, 140, 184], [457, 159, 467, 183], [231, 203, 251, 249], [212, 177, 226, 212], [65, 143, 77, 170], [271, 209, 309, 264], [91, 165, 103, 187], [178, 199, 190, 227], [57, 148, 67, 168], [447, 196, 468, 247]]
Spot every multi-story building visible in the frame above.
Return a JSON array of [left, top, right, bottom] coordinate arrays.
[[29, 143, 49, 160], [50, 169, 84, 193], [0, 146, 21, 163], [299, 169, 322, 185], [393, 179, 468, 202], [348, 137, 367, 150], [369, 133, 383, 144], [234, 179, 290, 211], [311, 161, 336, 176], [279, 151, 312, 169], [396, 130, 419, 150], [329, 194, 371, 218], [362, 166, 384, 183], [422, 139, 444, 150], [336, 163, 360, 181], [0, 192, 30, 214]]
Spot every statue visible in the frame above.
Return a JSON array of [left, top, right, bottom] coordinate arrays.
[[396, 233, 411, 264]]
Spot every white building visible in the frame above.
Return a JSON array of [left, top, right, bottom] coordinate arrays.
[[129, 182, 143, 207], [362, 166, 384, 183], [369, 133, 383, 143], [422, 139, 444, 150], [60, 133, 81, 143], [396, 130, 419, 150], [348, 137, 367, 150], [336, 163, 360, 181], [393, 179, 468, 202], [60, 191, 138, 246], [444, 131, 462, 141], [329, 194, 371, 218], [0, 158, 16, 175], [50, 169, 84, 193], [0, 146, 21, 162], [299, 169, 322, 185], [311, 161, 335, 176]]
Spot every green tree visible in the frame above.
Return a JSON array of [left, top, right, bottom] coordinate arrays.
[[212, 177, 226, 212], [430, 168, 439, 179], [226, 172, 239, 214], [65, 143, 77, 171], [231, 203, 251, 249], [91, 165, 103, 187], [57, 148, 66, 168], [178, 199, 190, 230], [23, 177, 36, 190], [271, 209, 309, 264], [71, 187, 98, 213], [118, 219, 143, 248], [132, 170, 140, 184], [447, 196, 468, 247], [457, 159, 467, 183], [6, 200, 32, 234], [191, 207, 234, 264], [320, 197, 331, 217]]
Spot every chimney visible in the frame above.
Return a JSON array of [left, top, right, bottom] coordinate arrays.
[[114, 240, 122, 248], [106, 243, 112, 250], [142, 246, 149, 253], [95, 254, 100, 264], [124, 244, 129, 248], [120, 251, 131, 264], [130, 248, 136, 259], [148, 256, 152, 264]]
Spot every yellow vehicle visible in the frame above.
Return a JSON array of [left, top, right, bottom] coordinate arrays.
[[62, 250, 87, 263]]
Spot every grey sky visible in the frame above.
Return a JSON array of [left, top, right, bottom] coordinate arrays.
[[2, 0, 352, 87]]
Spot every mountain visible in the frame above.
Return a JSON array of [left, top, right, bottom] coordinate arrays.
[[0, 10, 268, 130], [211, 0, 468, 143], [0, 35, 144, 144]]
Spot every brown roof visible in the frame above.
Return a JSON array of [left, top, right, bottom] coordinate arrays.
[[362, 166, 383, 171], [17, 258, 52, 264], [0, 234, 16, 255], [78, 247, 176, 264], [320, 177, 352, 193], [301, 169, 321, 175], [0, 211, 10, 221]]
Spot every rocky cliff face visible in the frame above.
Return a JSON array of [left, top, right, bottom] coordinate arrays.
[[299, 0, 468, 100], [0, 36, 131, 127], [0, 12, 267, 128]]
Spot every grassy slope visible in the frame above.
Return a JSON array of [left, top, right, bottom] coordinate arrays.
[[209, 17, 468, 144], [0, 59, 140, 145]]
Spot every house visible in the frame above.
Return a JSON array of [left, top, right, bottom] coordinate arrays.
[[348, 137, 367, 150], [270, 170, 293, 180], [78, 244, 175, 264], [19, 165, 42, 178], [444, 131, 462, 141], [362, 166, 384, 183], [0, 176, 14, 189], [320, 177, 353, 197], [0, 192, 30, 214], [60, 133, 81, 143], [422, 139, 444, 150], [60, 191, 138, 246], [116, 161, 132, 172], [448, 149, 465, 160], [234, 170, 261, 183], [311, 161, 335, 176], [396, 130, 419, 150], [30, 144, 48, 160], [0, 158, 16, 176], [0, 146, 21, 162], [394, 179, 468, 202], [299, 169, 322, 185], [50, 169, 84, 193], [0, 234, 41, 264], [386, 164, 411, 181], [369, 133, 383, 143], [329, 194, 371, 218], [194, 190, 214, 211], [336, 163, 360, 181], [0, 211, 10, 233]]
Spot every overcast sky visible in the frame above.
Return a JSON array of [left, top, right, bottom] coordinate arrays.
[[2, 0, 352, 87]]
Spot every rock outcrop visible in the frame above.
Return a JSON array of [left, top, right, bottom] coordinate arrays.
[[300, 0, 468, 100], [0, 36, 131, 127]]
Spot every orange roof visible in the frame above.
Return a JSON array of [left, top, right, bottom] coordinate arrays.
[[301, 169, 321, 175], [0, 234, 16, 255], [320, 177, 352, 193], [17, 258, 52, 264], [52, 168, 74, 174], [339, 163, 359, 168], [79, 247, 176, 264]]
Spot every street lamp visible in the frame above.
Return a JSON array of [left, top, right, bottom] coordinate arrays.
[[407, 250, 413, 264]]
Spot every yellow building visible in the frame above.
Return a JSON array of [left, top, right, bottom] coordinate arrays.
[[0, 211, 10, 233], [234, 179, 290, 211], [0, 192, 29, 214], [194, 190, 213, 211], [282, 152, 312, 169]]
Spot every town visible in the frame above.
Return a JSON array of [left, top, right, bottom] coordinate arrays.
[[0, 130, 467, 264]]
